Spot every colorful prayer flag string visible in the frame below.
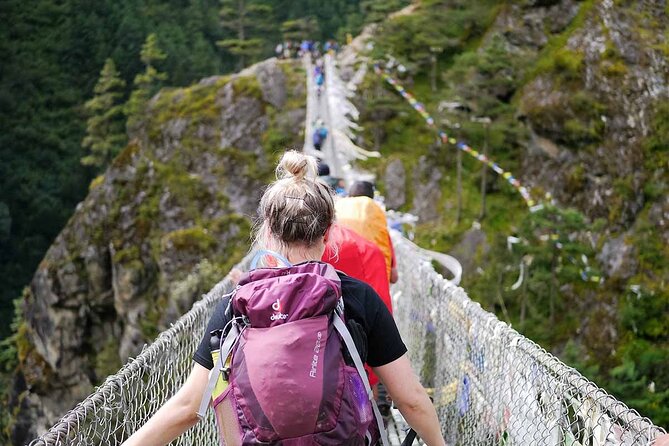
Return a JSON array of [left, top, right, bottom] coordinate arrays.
[[374, 64, 536, 208]]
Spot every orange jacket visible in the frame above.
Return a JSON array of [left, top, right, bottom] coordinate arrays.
[[334, 196, 395, 280]]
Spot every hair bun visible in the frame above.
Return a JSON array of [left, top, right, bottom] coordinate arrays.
[[277, 150, 317, 181]]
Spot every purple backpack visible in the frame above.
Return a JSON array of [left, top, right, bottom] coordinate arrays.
[[198, 251, 389, 446]]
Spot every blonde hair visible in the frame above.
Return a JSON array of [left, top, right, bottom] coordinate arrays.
[[254, 150, 336, 253]]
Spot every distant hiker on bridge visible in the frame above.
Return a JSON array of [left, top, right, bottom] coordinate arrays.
[[317, 160, 337, 189], [120, 151, 446, 446], [312, 119, 328, 151], [336, 180, 399, 284], [299, 39, 310, 57], [318, 161, 346, 197]]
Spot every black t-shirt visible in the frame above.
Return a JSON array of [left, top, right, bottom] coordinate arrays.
[[193, 272, 407, 370]]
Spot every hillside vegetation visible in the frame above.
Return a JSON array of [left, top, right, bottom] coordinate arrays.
[[1, 0, 667, 443], [352, 0, 668, 426]]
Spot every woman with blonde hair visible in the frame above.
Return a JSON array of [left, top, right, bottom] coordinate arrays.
[[122, 150, 446, 446]]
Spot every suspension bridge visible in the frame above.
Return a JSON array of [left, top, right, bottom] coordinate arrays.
[[28, 48, 666, 446]]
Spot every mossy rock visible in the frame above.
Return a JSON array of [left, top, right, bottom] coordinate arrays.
[[92, 338, 122, 381], [112, 245, 141, 264], [112, 142, 141, 169], [232, 75, 263, 101], [161, 227, 217, 253], [88, 174, 105, 191]]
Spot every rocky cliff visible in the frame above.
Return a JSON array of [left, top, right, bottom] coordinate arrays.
[[348, 0, 668, 425], [7, 58, 306, 443]]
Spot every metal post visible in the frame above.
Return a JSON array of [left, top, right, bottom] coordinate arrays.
[[475, 118, 491, 220], [456, 138, 462, 224]]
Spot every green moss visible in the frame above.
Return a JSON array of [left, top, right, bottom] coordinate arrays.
[[89, 174, 105, 191], [217, 147, 276, 184], [543, 48, 585, 82], [112, 141, 141, 168], [565, 163, 586, 194], [601, 59, 628, 77], [262, 107, 294, 155], [14, 322, 31, 365], [161, 227, 216, 252], [526, 0, 595, 84], [92, 338, 121, 380], [524, 90, 606, 148], [147, 77, 229, 141], [157, 78, 227, 122], [232, 75, 263, 101], [112, 245, 140, 264], [147, 162, 215, 226], [641, 101, 669, 201], [140, 296, 165, 341], [607, 175, 635, 223], [279, 61, 307, 110], [598, 38, 629, 78]]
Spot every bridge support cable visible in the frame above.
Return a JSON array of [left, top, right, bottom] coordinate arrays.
[[303, 53, 317, 154]]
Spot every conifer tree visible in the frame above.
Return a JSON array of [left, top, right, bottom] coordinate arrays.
[[126, 34, 167, 135], [81, 58, 126, 168], [280, 16, 319, 42], [217, 0, 274, 69], [0, 202, 9, 243], [360, 0, 407, 24]]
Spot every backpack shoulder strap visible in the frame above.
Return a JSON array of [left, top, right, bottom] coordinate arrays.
[[250, 249, 292, 269], [333, 309, 390, 446], [197, 320, 242, 419]]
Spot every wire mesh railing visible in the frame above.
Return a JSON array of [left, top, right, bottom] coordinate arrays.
[[391, 232, 666, 446], [28, 253, 254, 446], [30, 235, 667, 445]]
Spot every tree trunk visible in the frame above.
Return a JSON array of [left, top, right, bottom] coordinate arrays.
[[479, 123, 489, 220], [456, 146, 462, 224], [550, 247, 557, 326], [430, 54, 437, 92], [520, 261, 528, 327], [238, 0, 246, 68]]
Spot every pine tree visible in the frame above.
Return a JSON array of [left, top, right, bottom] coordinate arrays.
[[125, 34, 167, 136], [217, 0, 274, 69], [360, 0, 408, 24], [280, 16, 319, 42], [81, 58, 126, 168]]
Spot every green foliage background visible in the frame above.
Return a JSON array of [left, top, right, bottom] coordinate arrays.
[[0, 0, 407, 340], [356, 0, 668, 427]]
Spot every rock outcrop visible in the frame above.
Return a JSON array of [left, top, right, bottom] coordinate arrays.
[[10, 58, 305, 443], [519, 1, 668, 228]]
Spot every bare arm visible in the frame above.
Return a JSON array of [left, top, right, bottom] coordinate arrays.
[[122, 363, 210, 446], [389, 265, 399, 284], [389, 238, 398, 284], [654, 434, 669, 446], [374, 354, 446, 446]]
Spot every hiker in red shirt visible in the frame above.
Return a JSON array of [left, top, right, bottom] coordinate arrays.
[[323, 223, 392, 312]]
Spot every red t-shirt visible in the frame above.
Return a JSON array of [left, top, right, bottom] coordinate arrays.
[[322, 224, 393, 386], [322, 224, 392, 312]]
